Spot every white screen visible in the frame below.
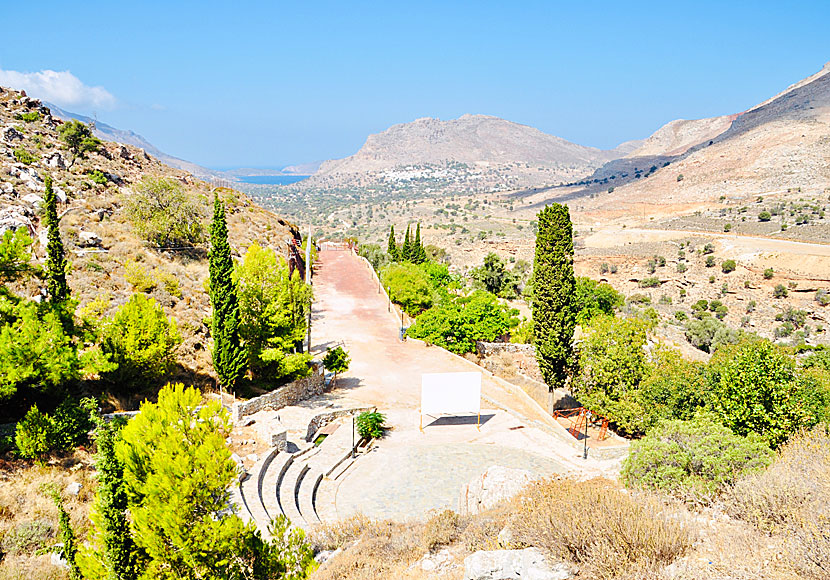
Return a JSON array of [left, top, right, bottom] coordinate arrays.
[[421, 372, 481, 416]]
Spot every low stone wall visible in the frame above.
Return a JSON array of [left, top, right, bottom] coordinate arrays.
[[305, 406, 374, 442], [475, 341, 535, 357], [232, 363, 325, 423]]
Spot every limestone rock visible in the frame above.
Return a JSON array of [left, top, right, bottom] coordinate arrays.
[[459, 465, 533, 516], [66, 481, 82, 496], [78, 230, 102, 247], [2, 126, 23, 143], [464, 548, 573, 580], [22, 193, 43, 207], [43, 151, 66, 169]]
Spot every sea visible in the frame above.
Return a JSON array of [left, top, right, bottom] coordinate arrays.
[[237, 175, 309, 185]]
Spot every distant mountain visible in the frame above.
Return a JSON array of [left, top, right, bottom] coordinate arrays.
[[574, 62, 830, 211], [301, 114, 634, 193], [43, 103, 224, 181]]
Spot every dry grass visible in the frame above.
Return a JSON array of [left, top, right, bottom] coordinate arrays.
[[507, 477, 694, 580], [421, 509, 460, 552], [0, 455, 95, 579], [728, 426, 830, 579]]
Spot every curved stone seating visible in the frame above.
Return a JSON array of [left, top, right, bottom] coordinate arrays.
[[279, 460, 310, 529]]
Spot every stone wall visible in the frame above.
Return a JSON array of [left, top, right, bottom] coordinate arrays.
[[305, 406, 374, 442], [232, 363, 325, 423], [475, 341, 535, 357]]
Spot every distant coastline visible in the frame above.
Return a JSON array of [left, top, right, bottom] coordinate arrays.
[[236, 175, 309, 185]]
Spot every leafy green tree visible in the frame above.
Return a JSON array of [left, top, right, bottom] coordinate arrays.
[[707, 340, 830, 448], [638, 347, 707, 426], [359, 243, 390, 271], [123, 177, 205, 248], [79, 417, 142, 580], [209, 194, 247, 389], [574, 277, 624, 323], [532, 204, 577, 389], [322, 346, 350, 388], [380, 262, 433, 316], [57, 120, 101, 163], [100, 294, 182, 387], [236, 244, 311, 382], [51, 397, 97, 451], [117, 383, 310, 579], [50, 489, 82, 580], [387, 225, 399, 261], [572, 316, 650, 435], [407, 290, 519, 354], [0, 229, 35, 282], [684, 316, 741, 353], [622, 412, 774, 502], [44, 176, 70, 305], [470, 253, 518, 298]]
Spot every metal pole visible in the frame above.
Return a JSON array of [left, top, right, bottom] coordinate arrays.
[[387, 287, 391, 312], [306, 226, 312, 353], [583, 410, 589, 459], [352, 415, 355, 459]]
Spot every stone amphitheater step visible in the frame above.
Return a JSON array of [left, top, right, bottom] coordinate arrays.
[[230, 482, 253, 525], [279, 459, 311, 530], [261, 451, 294, 522], [238, 449, 280, 536], [297, 467, 323, 525]]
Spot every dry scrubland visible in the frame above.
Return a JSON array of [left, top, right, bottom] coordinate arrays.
[[311, 428, 830, 579]]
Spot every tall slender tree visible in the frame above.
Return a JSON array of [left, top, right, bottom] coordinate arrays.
[[387, 225, 399, 262], [532, 204, 577, 392], [402, 225, 412, 262], [44, 176, 69, 303], [51, 490, 82, 580], [78, 418, 142, 580], [412, 222, 426, 264], [209, 193, 247, 388]]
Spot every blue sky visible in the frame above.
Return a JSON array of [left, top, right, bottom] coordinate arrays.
[[1, 1, 828, 169]]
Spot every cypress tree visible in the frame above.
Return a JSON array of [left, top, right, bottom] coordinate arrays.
[[51, 490, 82, 580], [209, 193, 247, 388], [402, 225, 412, 262], [83, 419, 141, 580], [532, 204, 577, 391], [387, 225, 399, 261], [44, 176, 69, 303], [413, 222, 426, 264]]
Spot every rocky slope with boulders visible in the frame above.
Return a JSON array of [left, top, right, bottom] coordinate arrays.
[[0, 86, 299, 401]]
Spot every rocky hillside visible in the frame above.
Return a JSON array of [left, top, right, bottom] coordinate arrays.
[[562, 62, 830, 210], [301, 114, 633, 194], [0, 87, 299, 401]]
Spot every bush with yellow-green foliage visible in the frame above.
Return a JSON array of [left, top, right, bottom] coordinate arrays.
[[100, 294, 182, 387], [123, 177, 206, 248]]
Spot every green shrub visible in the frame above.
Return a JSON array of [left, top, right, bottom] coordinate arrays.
[[721, 259, 736, 273], [758, 211, 772, 222], [155, 270, 182, 298], [705, 255, 716, 267], [13, 147, 37, 164], [763, 267, 774, 279], [57, 120, 101, 159], [355, 411, 386, 440], [708, 340, 830, 448], [17, 111, 41, 122], [124, 260, 157, 292], [674, 311, 688, 321], [575, 277, 624, 323], [15, 404, 55, 460], [380, 262, 433, 316], [684, 316, 741, 353], [627, 293, 651, 305], [358, 243, 390, 271], [88, 169, 108, 185], [676, 262, 687, 273], [51, 397, 97, 451], [123, 177, 205, 247], [723, 223, 732, 232], [622, 412, 774, 502], [101, 294, 182, 386], [703, 243, 715, 254], [1, 519, 53, 555], [773, 284, 788, 298], [406, 291, 518, 354], [638, 277, 660, 288], [815, 289, 830, 306]]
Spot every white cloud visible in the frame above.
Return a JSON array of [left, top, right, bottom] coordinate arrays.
[[0, 69, 116, 109]]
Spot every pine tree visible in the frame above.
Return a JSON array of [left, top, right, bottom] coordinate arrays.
[[44, 176, 69, 303], [387, 225, 399, 261], [402, 225, 412, 262], [79, 419, 141, 580], [51, 490, 82, 580], [209, 193, 247, 388], [532, 204, 577, 391]]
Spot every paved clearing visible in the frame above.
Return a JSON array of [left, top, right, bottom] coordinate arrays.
[[309, 249, 614, 521]]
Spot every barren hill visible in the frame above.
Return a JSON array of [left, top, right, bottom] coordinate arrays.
[[0, 87, 299, 398], [302, 114, 632, 194]]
